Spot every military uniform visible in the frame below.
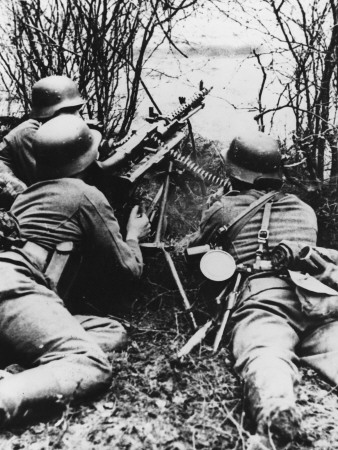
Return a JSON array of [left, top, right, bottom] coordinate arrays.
[[0, 177, 143, 423], [0, 119, 40, 187], [0, 75, 85, 206], [192, 188, 338, 432]]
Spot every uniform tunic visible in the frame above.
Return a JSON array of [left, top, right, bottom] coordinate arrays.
[[191, 189, 317, 263], [11, 177, 143, 275], [0, 119, 40, 186], [192, 189, 338, 423], [0, 178, 143, 424]]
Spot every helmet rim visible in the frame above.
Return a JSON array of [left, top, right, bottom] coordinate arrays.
[[225, 132, 282, 185], [36, 129, 101, 178], [34, 116, 102, 179], [30, 97, 85, 119], [30, 75, 85, 119], [224, 154, 283, 184]]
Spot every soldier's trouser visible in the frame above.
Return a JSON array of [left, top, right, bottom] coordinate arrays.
[[0, 260, 118, 424], [231, 276, 338, 423], [75, 315, 128, 355]]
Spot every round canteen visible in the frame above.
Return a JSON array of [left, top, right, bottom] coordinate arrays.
[[200, 250, 236, 282]]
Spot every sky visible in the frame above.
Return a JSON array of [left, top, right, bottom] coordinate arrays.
[[135, 1, 324, 146], [135, 3, 287, 147], [0, 1, 320, 146], [175, 6, 267, 50]]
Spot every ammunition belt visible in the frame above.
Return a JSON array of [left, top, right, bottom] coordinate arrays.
[[169, 148, 231, 189]]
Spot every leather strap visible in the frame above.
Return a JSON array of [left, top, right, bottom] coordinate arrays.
[[255, 201, 273, 262], [216, 191, 279, 249], [45, 242, 75, 294], [11, 241, 78, 299], [21, 241, 50, 272], [258, 201, 273, 245]]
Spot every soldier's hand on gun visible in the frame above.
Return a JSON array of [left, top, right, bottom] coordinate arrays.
[[126, 205, 151, 242]]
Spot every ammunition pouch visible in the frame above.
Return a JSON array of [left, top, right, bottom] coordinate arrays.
[[272, 244, 338, 318], [20, 241, 49, 272], [19, 241, 82, 300], [295, 286, 338, 319]]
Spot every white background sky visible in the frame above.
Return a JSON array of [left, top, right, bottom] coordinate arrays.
[[136, 4, 289, 148]]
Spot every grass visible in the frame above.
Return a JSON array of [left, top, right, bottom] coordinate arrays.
[[2, 305, 338, 450]]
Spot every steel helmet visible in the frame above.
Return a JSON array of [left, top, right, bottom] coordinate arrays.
[[224, 132, 282, 185], [34, 115, 101, 179], [30, 75, 85, 119]]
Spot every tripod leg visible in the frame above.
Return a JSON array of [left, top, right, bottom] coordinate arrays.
[[154, 162, 173, 244], [144, 161, 197, 330], [177, 320, 214, 358], [163, 249, 197, 330]]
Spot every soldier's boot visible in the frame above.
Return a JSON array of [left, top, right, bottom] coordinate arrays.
[[255, 398, 301, 442], [244, 364, 301, 443], [246, 434, 273, 450]]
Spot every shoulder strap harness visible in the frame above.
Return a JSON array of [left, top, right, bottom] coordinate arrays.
[[213, 191, 279, 250], [253, 200, 273, 270]]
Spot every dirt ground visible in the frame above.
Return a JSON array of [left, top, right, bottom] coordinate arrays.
[[1, 303, 338, 450], [1, 136, 338, 449]]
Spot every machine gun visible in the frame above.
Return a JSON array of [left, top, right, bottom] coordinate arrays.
[[96, 85, 234, 334], [96, 86, 230, 191]]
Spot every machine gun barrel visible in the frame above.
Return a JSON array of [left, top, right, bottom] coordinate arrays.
[[96, 87, 214, 184]]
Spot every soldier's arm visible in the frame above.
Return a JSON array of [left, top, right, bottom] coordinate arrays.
[[81, 190, 144, 279], [0, 138, 19, 174], [188, 200, 225, 247], [0, 142, 27, 207], [0, 119, 41, 194]]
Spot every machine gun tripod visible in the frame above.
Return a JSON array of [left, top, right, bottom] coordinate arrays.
[[96, 84, 234, 331], [140, 160, 198, 331]]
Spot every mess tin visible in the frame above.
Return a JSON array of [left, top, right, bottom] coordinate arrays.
[[186, 245, 236, 282], [200, 249, 236, 281]]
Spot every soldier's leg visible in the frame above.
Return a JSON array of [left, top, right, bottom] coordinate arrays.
[[231, 277, 304, 438], [74, 314, 128, 355], [0, 285, 112, 424], [299, 319, 338, 384]]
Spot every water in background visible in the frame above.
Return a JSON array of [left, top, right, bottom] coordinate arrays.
[[136, 49, 295, 151]]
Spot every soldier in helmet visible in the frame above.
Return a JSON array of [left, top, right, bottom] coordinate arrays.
[[189, 131, 338, 444], [0, 75, 85, 207], [0, 114, 150, 425]]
